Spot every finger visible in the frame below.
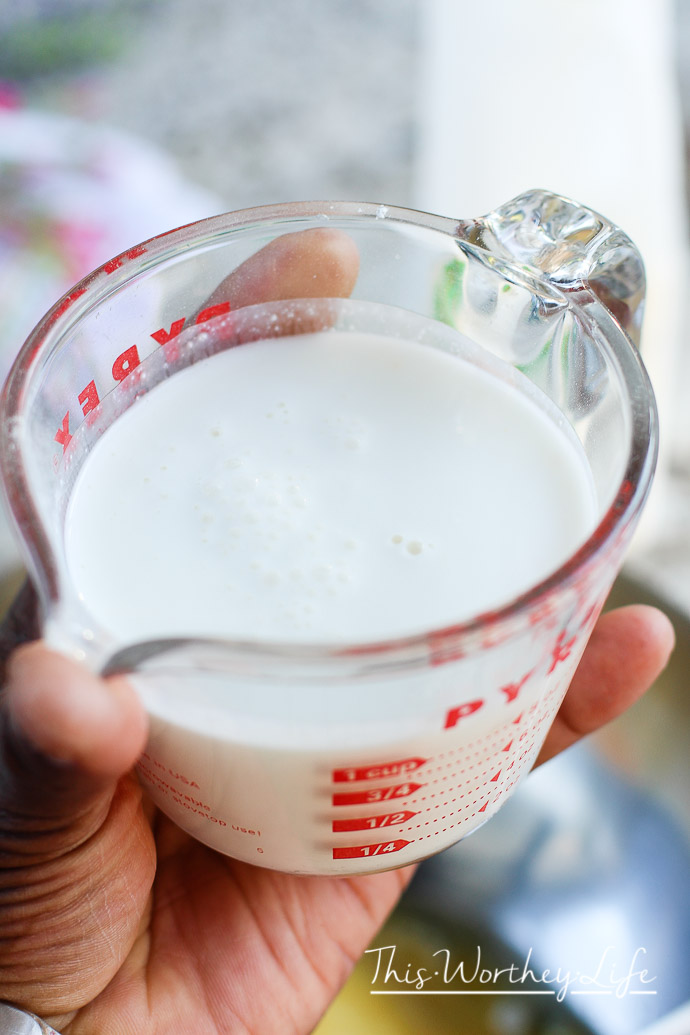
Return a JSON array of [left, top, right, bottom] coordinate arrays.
[[535, 605, 675, 766], [203, 226, 360, 311], [1, 643, 147, 849], [195, 227, 361, 346], [0, 641, 148, 863], [4, 642, 148, 784], [0, 644, 155, 1015]]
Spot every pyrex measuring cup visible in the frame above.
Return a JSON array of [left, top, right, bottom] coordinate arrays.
[[0, 190, 656, 876]]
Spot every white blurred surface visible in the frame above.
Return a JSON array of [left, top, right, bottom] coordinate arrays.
[[416, 0, 690, 574]]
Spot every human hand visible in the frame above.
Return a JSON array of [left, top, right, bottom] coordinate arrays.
[[0, 230, 675, 1034]]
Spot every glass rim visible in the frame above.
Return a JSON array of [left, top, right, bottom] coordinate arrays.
[[0, 199, 659, 670]]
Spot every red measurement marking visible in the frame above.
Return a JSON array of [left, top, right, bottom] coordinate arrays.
[[332, 810, 418, 832], [500, 670, 533, 704], [332, 757, 427, 782], [332, 839, 412, 860], [548, 630, 577, 673], [502, 740, 513, 753], [332, 782, 423, 807], [490, 770, 501, 783], [443, 699, 484, 730], [478, 800, 490, 814]]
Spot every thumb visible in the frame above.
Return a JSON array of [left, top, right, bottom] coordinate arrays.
[[0, 642, 148, 838], [0, 644, 155, 1016]]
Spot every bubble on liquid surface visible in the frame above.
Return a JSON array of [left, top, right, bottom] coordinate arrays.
[[391, 534, 424, 555]]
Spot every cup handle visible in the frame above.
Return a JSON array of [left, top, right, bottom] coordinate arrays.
[[456, 188, 646, 347]]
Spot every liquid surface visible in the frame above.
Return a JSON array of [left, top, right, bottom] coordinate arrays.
[[64, 330, 597, 644]]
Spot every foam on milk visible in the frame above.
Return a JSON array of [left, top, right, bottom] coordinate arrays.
[[64, 330, 597, 645]]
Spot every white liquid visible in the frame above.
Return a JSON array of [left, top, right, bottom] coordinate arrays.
[[64, 329, 597, 644], [61, 326, 601, 873]]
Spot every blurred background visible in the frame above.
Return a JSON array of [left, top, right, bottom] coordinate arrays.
[[1, 2, 689, 1033]]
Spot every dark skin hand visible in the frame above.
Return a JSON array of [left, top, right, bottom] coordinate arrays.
[[0, 230, 676, 1034]]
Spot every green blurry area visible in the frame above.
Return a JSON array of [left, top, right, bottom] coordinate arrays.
[[315, 911, 591, 1035], [0, 1, 151, 81]]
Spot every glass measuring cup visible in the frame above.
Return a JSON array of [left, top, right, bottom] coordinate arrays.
[[0, 189, 656, 876]]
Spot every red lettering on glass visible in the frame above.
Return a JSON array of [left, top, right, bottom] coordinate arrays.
[[103, 245, 147, 275], [195, 302, 231, 324], [500, 669, 533, 704], [112, 345, 141, 382], [78, 380, 100, 416], [548, 630, 577, 673], [443, 699, 484, 730], [55, 413, 72, 452], [151, 319, 185, 345]]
